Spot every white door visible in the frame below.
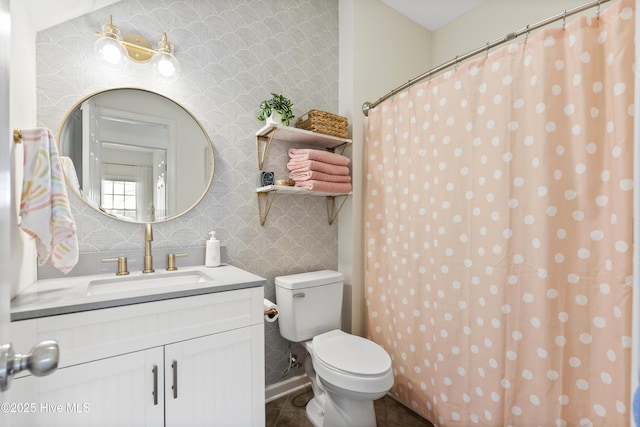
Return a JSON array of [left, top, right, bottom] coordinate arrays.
[[0, 3, 60, 424], [0, 0, 12, 424]]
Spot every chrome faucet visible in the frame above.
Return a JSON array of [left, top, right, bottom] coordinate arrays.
[[143, 223, 154, 273]]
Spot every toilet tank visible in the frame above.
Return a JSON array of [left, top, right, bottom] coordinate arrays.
[[275, 270, 343, 342]]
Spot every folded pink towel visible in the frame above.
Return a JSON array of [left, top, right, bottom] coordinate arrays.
[[287, 160, 350, 176], [289, 170, 352, 183], [295, 180, 352, 193], [288, 148, 350, 166], [19, 128, 79, 274]]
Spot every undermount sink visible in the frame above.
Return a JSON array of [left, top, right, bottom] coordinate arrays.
[[86, 270, 215, 296]]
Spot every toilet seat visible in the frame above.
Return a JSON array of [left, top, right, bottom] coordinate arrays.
[[310, 330, 393, 394]]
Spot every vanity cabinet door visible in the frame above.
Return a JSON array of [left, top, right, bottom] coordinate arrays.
[[9, 347, 164, 427], [164, 323, 265, 427]]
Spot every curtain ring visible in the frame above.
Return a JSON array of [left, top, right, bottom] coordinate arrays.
[[524, 25, 530, 42], [562, 10, 567, 29], [597, 0, 601, 19], [485, 41, 490, 57], [454, 55, 459, 70]]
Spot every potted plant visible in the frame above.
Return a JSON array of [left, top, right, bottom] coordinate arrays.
[[257, 93, 295, 126]]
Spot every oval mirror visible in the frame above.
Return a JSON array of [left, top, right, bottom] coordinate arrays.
[[58, 88, 214, 223]]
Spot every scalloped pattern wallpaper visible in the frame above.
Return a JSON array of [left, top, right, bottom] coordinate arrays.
[[36, 0, 340, 386]]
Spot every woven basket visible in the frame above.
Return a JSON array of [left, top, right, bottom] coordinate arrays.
[[295, 110, 348, 139]]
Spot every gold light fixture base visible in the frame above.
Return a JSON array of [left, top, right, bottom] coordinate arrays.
[[122, 33, 153, 63], [95, 15, 180, 77]]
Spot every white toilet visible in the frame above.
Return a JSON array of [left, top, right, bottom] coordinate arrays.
[[275, 270, 394, 427]]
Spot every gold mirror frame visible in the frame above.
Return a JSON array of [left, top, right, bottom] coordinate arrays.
[[57, 87, 215, 224]]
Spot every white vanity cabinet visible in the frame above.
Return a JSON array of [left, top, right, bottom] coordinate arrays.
[[8, 286, 265, 427]]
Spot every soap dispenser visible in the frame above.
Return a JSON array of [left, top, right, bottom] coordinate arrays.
[[205, 231, 220, 267]]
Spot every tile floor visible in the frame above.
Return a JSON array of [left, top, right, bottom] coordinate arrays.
[[266, 386, 435, 427]]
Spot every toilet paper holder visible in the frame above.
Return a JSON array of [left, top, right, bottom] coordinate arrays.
[[264, 307, 278, 317], [263, 298, 279, 322]]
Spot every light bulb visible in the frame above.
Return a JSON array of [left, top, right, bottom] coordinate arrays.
[[95, 37, 126, 65], [94, 16, 127, 67], [150, 33, 180, 79], [153, 53, 180, 78]]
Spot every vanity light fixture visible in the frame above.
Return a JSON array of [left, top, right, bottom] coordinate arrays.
[[95, 15, 180, 79]]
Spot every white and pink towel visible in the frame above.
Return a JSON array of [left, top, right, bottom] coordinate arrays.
[[286, 159, 350, 176], [294, 180, 352, 193], [288, 148, 350, 166], [19, 128, 79, 274], [287, 148, 352, 193], [289, 169, 351, 183]]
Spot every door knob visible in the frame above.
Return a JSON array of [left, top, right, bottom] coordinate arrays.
[[0, 340, 59, 392]]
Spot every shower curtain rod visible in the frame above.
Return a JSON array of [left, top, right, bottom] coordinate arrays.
[[362, 0, 612, 116]]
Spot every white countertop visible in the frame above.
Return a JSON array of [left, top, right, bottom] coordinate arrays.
[[11, 264, 266, 321]]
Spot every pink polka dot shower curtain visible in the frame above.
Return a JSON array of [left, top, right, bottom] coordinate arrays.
[[364, 1, 635, 426]]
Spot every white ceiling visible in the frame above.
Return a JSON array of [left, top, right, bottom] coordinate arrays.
[[22, 0, 121, 31], [23, 0, 483, 33], [382, 0, 487, 31]]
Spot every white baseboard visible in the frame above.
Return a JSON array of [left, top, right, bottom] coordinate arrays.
[[265, 374, 310, 403]]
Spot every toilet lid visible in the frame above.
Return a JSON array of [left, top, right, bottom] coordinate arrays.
[[312, 330, 391, 376]]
